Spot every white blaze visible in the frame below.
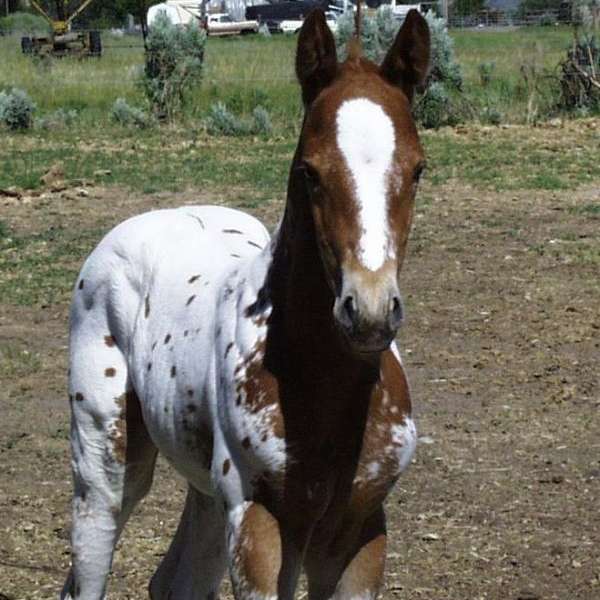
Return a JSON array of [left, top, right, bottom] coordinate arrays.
[[336, 98, 396, 272]]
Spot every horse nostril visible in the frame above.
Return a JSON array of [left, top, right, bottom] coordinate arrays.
[[390, 296, 403, 328], [342, 295, 357, 328]]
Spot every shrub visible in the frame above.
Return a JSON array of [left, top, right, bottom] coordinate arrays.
[[335, 6, 398, 62], [252, 106, 273, 136], [205, 102, 273, 137], [0, 88, 36, 131], [111, 98, 152, 128], [37, 108, 78, 130], [425, 11, 463, 91], [558, 1, 600, 113], [0, 12, 49, 35], [478, 62, 495, 87], [335, 9, 465, 128], [206, 101, 249, 136], [143, 12, 206, 121]]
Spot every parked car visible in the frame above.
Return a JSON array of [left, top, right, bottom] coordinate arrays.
[[203, 13, 259, 36], [279, 11, 338, 34]]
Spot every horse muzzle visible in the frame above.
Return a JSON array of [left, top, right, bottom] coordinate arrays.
[[333, 274, 404, 354]]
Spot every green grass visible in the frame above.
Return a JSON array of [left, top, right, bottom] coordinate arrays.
[[0, 126, 295, 195], [451, 26, 574, 122], [1, 119, 599, 197], [0, 33, 301, 126], [0, 26, 584, 126]]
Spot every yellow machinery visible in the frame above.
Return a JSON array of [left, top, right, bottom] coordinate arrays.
[[21, 0, 101, 57]]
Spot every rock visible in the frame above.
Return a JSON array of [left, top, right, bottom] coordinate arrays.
[[40, 163, 65, 187], [0, 186, 22, 198]]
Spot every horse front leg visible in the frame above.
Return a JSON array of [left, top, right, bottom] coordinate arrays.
[[227, 501, 302, 600], [305, 507, 387, 600]]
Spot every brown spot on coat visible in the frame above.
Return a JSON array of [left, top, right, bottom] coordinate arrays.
[[222, 459, 231, 476], [104, 335, 116, 347], [186, 295, 196, 306], [75, 392, 84, 402], [188, 274, 201, 283], [171, 365, 177, 378], [78, 279, 84, 290], [225, 342, 234, 357], [164, 334, 171, 344], [105, 367, 117, 378], [242, 437, 251, 450], [187, 389, 194, 397]]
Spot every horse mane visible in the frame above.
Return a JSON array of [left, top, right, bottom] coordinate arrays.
[[348, 0, 362, 61], [354, 0, 362, 40]]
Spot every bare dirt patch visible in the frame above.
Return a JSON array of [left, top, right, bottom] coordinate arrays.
[[1, 179, 598, 599]]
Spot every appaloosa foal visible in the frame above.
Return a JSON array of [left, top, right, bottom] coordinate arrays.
[[61, 9, 430, 600]]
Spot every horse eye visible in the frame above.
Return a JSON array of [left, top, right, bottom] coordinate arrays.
[[299, 162, 320, 190], [413, 162, 426, 183], [413, 165, 425, 183]]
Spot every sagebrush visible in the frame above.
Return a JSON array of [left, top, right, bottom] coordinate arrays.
[[0, 88, 36, 130], [335, 9, 466, 128], [143, 12, 206, 121]]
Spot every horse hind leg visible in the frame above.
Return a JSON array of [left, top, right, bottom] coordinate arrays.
[[61, 329, 157, 600], [149, 485, 227, 600]]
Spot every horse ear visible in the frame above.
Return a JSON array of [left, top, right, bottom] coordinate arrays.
[[379, 10, 430, 102], [296, 10, 338, 106]]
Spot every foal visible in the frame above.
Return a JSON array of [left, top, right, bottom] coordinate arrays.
[[61, 9, 430, 600]]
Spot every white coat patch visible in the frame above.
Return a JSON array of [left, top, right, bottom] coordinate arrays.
[[336, 98, 396, 272]]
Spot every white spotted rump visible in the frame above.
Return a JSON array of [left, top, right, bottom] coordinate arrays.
[[336, 98, 396, 272]]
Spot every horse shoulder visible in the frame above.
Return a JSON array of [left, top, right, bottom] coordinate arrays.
[[213, 258, 286, 501], [349, 345, 417, 513]]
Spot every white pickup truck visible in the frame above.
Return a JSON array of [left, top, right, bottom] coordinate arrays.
[[279, 11, 338, 34], [204, 13, 259, 36]]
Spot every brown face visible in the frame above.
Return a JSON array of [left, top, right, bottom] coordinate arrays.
[[295, 11, 430, 353]]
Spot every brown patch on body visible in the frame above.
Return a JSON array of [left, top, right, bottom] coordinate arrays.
[[188, 274, 201, 284], [105, 367, 116, 378], [78, 279, 84, 290], [164, 334, 171, 344], [222, 459, 231, 476], [75, 392, 84, 402], [242, 437, 251, 450], [109, 390, 157, 467], [104, 335, 116, 348], [236, 503, 282, 596], [236, 343, 284, 440], [171, 365, 177, 378]]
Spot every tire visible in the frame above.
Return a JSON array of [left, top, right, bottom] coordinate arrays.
[[89, 30, 102, 57], [21, 36, 33, 54]]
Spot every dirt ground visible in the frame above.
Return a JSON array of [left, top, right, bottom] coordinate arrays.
[[0, 175, 598, 599]]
